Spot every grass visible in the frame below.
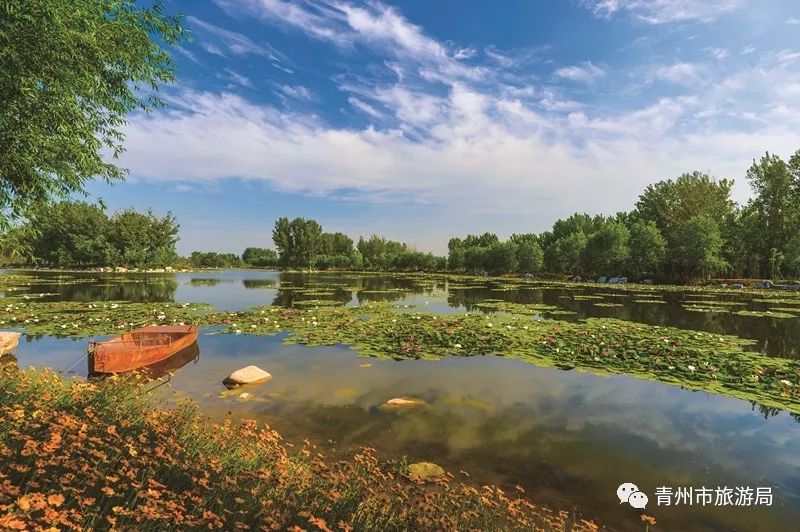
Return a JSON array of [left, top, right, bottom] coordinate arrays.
[[0, 367, 600, 531]]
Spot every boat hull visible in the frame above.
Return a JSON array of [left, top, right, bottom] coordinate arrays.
[[89, 325, 199, 374]]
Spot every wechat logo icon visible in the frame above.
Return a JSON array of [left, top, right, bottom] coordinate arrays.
[[617, 482, 648, 509]]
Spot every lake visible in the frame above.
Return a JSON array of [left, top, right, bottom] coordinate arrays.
[[5, 269, 800, 531]]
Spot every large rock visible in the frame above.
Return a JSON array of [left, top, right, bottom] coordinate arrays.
[[408, 462, 446, 482], [223, 365, 272, 388], [756, 279, 774, 289], [0, 332, 20, 356]]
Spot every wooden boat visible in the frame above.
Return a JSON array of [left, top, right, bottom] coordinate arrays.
[[89, 325, 199, 374]]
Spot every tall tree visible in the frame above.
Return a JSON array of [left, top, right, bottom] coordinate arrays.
[[672, 215, 728, 281], [743, 152, 800, 277], [582, 221, 630, 276], [107, 209, 179, 268], [0, 0, 185, 223], [626, 221, 666, 279], [636, 172, 735, 238]]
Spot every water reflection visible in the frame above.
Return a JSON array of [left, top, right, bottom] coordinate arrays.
[[11, 329, 800, 531], [4, 269, 800, 357]]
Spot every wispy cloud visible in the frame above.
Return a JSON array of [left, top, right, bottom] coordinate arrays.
[[650, 62, 703, 85], [554, 61, 605, 83], [786, 18, 800, 25], [348, 96, 384, 119], [223, 68, 254, 89], [120, 0, 800, 219], [187, 15, 296, 76], [278, 84, 314, 101], [582, 0, 742, 24]]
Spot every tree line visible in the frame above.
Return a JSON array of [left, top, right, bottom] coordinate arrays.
[[2, 149, 799, 280], [0, 202, 180, 269]]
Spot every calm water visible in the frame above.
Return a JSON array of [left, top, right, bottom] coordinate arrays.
[[5, 269, 800, 531]]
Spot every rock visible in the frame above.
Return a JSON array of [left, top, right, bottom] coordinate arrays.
[[597, 276, 608, 283], [641, 279, 653, 285], [408, 462, 446, 482], [114, 267, 128, 273], [165, 266, 174, 272], [384, 397, 426, 407], [238, 392, 252, 401], [223, 365, 272, 388], [756, 279, 774, 289], [359, 363, 372, 368], [0, 332, 20, 356], [570, 275, 582, 282], [730, 283, 744, 289]]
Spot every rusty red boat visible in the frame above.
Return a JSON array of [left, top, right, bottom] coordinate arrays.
[[89, 325, 199, 374]]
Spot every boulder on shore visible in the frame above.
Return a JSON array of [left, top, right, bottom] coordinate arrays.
[[408, 462, 446, 482], [0, 332, 20, 356], [223, 365, 272, 389], [756, 279, 774, 289]]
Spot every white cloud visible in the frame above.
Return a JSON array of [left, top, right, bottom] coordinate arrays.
[[223, 69, 253, 89], [348, 97, 384, 119], [651, 62, 703, 85], [786, 18, 800, 25], [116, 0, 800, 233], [188, 16, 285, 61], [554, 61, 605, 83], [278, 84, 313, 100], [583, 0, 742, 24]]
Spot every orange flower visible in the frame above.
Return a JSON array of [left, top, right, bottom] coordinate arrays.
[[641, 514, 657, 526]]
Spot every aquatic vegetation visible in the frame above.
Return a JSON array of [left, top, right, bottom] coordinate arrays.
[[188, 278, 221, 286], [632, 299, 667, 304], [682, 304, 731, 313], [0, 301, 212, 337], [471, 300, 559, 314], [205, 303, 800, 414], [593, 302, 623, 308], [734, 310, 798, 319], [0, 368, 599, 531]]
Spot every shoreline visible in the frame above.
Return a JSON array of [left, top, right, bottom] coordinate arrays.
[[0, 366, 602, 531]]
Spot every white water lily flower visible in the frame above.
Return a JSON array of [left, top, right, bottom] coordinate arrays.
[[523, 326, 529, 330], [487, 323, 493, 327], [454, 343, 462, 348], [688, 365, 696, 371], [781, 380, 792, 386]]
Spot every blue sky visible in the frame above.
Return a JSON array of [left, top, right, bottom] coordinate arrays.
[[93, 0, 800, 254]]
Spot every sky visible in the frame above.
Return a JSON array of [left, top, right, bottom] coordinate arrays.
[[92, 0, 800, 255]]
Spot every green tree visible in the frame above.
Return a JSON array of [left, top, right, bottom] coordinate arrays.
[[0, 0, 185, 223], [509, 234, 543, 274], [485, 242, 519, 275], [582, 221, 630, 276], [784, 233, 800, 278], [272, 217, 293, 266], [242, 247, 278, 267], [627, 221, 666, 279], [25, 201, 113, 267], [107, 209, 179, 268], [544, 232, 587, 273], [742, 152, 800, 277], [636, 172, 735, 238], [289, 218, 322, 268], [672, 215, 728, 281]]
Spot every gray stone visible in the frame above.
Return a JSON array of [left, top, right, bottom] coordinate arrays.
[[730, 283, 744, 289]]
